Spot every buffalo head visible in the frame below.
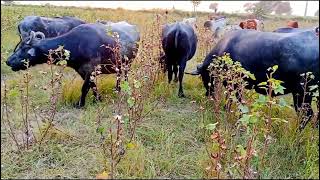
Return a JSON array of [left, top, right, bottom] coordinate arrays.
[[6, 31, 45, 71]]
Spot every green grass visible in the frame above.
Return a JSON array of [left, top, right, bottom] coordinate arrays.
[[1, 4, 319, 179]]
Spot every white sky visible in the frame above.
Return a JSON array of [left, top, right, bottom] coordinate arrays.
[[6, 1, 320, 17]]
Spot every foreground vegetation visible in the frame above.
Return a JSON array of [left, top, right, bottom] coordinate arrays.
[[1, 4, 319, 179]]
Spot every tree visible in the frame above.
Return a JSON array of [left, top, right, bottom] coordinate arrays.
[[243, 1, 293, 17], [3, 0, 14, 5], [243, 2, 255, 13], [315, 9, 319, 16], [209, 2, 218, 14], [191, 0, 201, 13], [243, 2, 269, 17], [255, 1, 278, 14], [274, 2, 292, 15]]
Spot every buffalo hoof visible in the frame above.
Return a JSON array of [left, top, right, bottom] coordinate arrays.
[[93, 95, 102, 103], [174, 78, 178, 83], [74, 101, 85, 109], [178, 92, 185, 98], [113, 87, 121, 93]]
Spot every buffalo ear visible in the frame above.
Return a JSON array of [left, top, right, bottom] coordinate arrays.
[[27, 48, 36, 57]]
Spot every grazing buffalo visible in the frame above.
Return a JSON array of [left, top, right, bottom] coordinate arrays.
[[183, 17, 198, 29], [6, 23, 134, 107], [97, 20, 140, 60], [204, 17, 241, 42], [204, 17, 227, 32], [14, 16, 86, 51], [211, 24, 242, 42], [189, 29, 319, 130], [18, 16, 86, 39], [161, 22, 197, 97], [287, 20, 299, 28], [273, 26, 318, 33], [239, 19, 264, 31]]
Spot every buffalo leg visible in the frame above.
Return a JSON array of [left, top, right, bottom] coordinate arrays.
[[77, 74, 91, 108], [168, 63, 173, 84], [173, 64, 178, 82], [292, 92, 314, 130], [178, 61, 187, 97]]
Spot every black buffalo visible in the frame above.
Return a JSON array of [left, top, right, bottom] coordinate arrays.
[[18, 15, 86, 39], [6, 23, 134, 107], [14, 16, 86, 52], [273, 27, 318, 33], [190, 29, 319, 130], [161, 22, 197, 97], [97, 20, 140, 60]]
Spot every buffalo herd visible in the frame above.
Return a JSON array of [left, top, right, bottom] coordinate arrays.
[[5, 15, 319, 129]]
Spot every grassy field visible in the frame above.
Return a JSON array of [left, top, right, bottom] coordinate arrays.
[[1, 4, 319, 179]]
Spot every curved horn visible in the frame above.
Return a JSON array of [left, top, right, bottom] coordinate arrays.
[[26, 31, 35, 44], [34, 31, 45, 40]]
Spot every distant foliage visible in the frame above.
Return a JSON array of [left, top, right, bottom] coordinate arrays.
[[273, 1, 292, 15], [209, 3, 218, 14], [2, 0, 14, 5], [243, 1, 292, 17]]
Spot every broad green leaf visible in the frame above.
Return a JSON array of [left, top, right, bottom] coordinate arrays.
[[206, 122, 219, 131], [256, 94, 267, 104], [238, 104, 249, 114], [238, 114, 250, 125], [274, 85, 286, 95], [244, 71, 256, 80], [258, 82, 267, 86], [120, 81, 131, 94]]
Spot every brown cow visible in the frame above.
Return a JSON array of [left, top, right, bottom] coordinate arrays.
[[239, 19, 264, 31], [287, 20, 299, 28]]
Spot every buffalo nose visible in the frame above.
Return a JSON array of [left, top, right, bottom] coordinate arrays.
[[6, 60, 12, 66]]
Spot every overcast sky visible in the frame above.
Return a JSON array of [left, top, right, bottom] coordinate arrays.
[[7, 1, 320, 17]]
